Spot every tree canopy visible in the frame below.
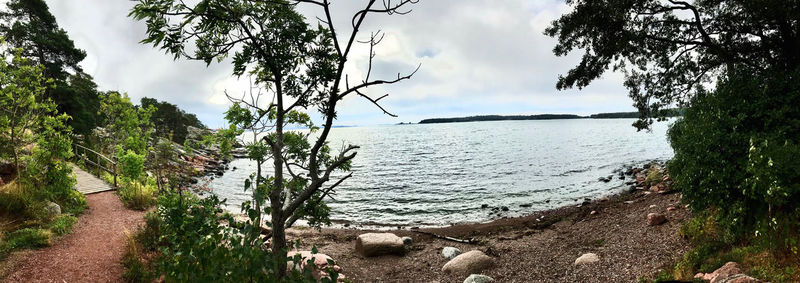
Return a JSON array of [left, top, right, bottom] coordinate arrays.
[[140, 97, 205, 144], [546, 0, 800, 129]]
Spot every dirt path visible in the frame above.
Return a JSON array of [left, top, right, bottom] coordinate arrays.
[[3, 192, 144, 283]]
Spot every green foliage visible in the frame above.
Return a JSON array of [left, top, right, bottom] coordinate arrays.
[[5, 228, 51, 250], [99, 91, 155, 156], [547, 0, 800, 129], [140, 97, 206, 144], [644, 169, 664, 187], [0, 0, 103, 136], [668, 68, 800, 242], [0, 0, 86, 81], [119, 179, 157, 211], [117, 148, 146, 180], [49, 214, 78, 236], [0, 45, 53, 169]]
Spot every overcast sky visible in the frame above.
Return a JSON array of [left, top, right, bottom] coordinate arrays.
[[45, 0, 633, 128]]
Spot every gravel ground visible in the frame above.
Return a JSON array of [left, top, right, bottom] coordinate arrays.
[[2, 191, 145, 283], [289, 190, 691, 283]]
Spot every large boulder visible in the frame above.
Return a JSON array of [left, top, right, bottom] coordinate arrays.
[[647, 213, 667, 226], [355, 233, 405, 257], [442, 246, 462, 260], [287, 251, 342, 281], [464, 274, 494, 283], [442, 250, 494, 275], [574, 253, 600, 265]]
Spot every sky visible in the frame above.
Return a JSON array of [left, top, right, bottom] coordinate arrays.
[[44, 0, 634, 128]]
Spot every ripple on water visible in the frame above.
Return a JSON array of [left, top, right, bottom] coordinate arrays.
[[207, 119, 673, 227]]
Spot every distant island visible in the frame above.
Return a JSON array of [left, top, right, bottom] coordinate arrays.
[[419, 110, 681, 124]]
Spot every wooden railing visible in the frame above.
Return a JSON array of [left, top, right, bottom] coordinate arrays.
[[73, 143, 117, 187]]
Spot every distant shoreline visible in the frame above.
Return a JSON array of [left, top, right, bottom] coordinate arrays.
[[418, 110, 681, 124]]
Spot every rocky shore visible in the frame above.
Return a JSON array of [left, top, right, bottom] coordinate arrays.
[[276, 163, 693, 282]]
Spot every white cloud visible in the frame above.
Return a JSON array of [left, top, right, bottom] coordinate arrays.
[[45, 0, 634, 127]]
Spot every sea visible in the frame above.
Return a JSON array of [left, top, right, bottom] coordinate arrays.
[[206, 119, 674, 227]]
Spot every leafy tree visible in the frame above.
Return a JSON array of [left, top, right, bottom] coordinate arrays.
[[130, 0, 419, 277], [546, 0, 800, 129], [0, 0, 102, 135], [0, 40, 84, 216], [668, 67, 800, 245], [0, 0, 85, 82], [0, 44, 52, 170], [140, 97, 206, 144], [98, 91, 156, 156]]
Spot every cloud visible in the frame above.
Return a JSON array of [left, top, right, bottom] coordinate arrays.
[[45, 0, 633, 127]]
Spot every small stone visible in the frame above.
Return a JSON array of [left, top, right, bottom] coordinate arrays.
[[647, 213, 667, 226], [649, 204, 657, 208], [442, 246, 462, 260], [46, 201, 61, 216], [442, 250, 494, 275], [590, 210, 597, 215], [667, 206, 677, 211], [463, 274, 494, 283], [574, 253, 600, 265], [624, 200, 635, 204], [401, 236, 413, 245]]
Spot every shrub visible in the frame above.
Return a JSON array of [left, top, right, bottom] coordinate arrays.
[[5, 228, 51, 250], [49, 215, 78, 236], [118, 180, 156, 210], [137, 211, 161, 251], [668, 67, 800, 242], [117, 148, 146, 180], [151, 192, 331, 282]]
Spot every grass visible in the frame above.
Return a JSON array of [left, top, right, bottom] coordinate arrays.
[[640, 211, 800, 282], [122, 229, 152, 283], [49, 215, 78, 236], [4, 228, 51, 250], [118, 180, 157, 211]]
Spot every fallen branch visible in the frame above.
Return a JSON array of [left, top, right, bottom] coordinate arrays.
[[410, 230, 477, 244]]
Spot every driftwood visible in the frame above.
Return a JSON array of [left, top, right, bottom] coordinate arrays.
[[410, 230, 477, 244]]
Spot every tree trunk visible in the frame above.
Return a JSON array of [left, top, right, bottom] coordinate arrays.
[[271, 212, 287, 277]]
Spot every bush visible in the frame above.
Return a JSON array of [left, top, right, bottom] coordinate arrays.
[[118, 148, 146, 180], [150, 192, 332, 282], [119, 180, 156, 210], [5, 228, 51, 250], [668, 67, 800, 241], [49, 215, 78, 236]]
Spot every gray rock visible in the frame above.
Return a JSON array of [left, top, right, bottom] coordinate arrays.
[[401, 236, 413, 245], [442, 250, 494, 275], [46, 201, 61, 216], [464, 274, 494, 283], [442, 246, 462, 259]]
